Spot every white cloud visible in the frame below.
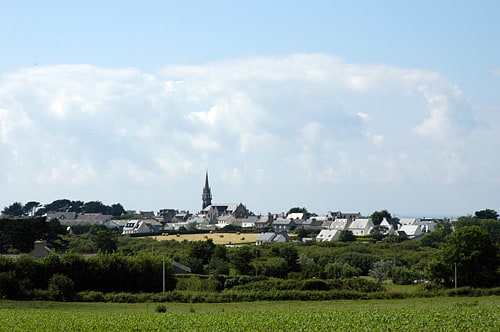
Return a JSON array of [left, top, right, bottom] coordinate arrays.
[[0, 55, 495, 215]]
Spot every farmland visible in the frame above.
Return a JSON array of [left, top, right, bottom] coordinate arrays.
[[152, 232, 261, 245], [0, 297, 499, 331]]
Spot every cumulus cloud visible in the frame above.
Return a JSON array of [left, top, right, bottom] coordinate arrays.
[[0, 55, 492, 214]]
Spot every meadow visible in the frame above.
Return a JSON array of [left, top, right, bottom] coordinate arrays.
[[0, 296, 498, 331]]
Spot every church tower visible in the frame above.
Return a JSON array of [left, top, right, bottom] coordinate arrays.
[[202, 171, 212, 209]]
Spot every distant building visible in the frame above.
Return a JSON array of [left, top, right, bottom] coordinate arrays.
[[202, 171, 212, 209]]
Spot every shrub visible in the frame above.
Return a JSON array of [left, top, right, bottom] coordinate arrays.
[[47, 274, 75, 301], [155, 304, 167, 313], [300, 279, 329, 291]]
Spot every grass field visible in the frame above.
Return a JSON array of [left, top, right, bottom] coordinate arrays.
[[0, 297, 499, 331], [151, 232, 261, 245]]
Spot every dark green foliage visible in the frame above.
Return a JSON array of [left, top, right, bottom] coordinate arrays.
[[1, 202, 24, 217], [338, 230, 356, 242], [474, 209, 498, 220], [230, 246, 254, 275], [324, 262, 361, 278], [370, 210, 391, 226], [391, 266, 419, 285], [300, 279, 329, 291], [95, 229, 118, 253], [0, 217, 66, 253], [337, 252, 376, 275], [429, 226, 500, 287], [48, 274, 75, 301]]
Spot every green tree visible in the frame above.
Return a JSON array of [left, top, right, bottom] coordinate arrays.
[[474, 209, 498, 220], [370, 225, 388, 241], [23, 201, 41, 216], [230, 246, 254, 275], [370, 210, 391, 226], [338, 230, 356, 242], [436, 226, 499, 287], [369, 260, 393, 282], [1, 202, 24, 217], [48, 274, 75, 301], [95, 229, 118, 253]]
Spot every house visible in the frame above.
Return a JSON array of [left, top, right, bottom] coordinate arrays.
[[254, 215, 272, 229], [380, 218, 395, 235], [46, 212, 77, 222], [122, 219, 163, 235], [172, 260, 192, 274], [202, 203, 249, 223], [348, 218, 374, 236], [104, 219, 129, 232], [256, 232, 291, 245], [217, 215, 236, 228], [242, 216, 258, 228], [272, 218, 295, 232], [29, 240, 53, 259], [399, 218, 435, 233], [327, 211, 362, 220], [328, 218, 350, 231], [75, 213, 113, 225], [397, 225, 423, 239], [139, 211, 156, 218], [316, 229, 340, 242], [286, 212, 304, 220]]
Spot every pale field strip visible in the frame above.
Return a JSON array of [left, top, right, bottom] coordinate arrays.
[[152, 232, 261, 245]]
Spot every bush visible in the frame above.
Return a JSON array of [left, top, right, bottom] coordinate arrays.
[[392, 266, 418, 285], [300, 279, 329, 291], [155, 304, 168, 313], [47, 274, 75, 301]]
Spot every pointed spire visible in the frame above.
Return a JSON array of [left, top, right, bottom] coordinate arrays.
[[202, 171, 212, 209]]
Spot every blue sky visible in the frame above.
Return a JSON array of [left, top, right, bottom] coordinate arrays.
[[1, 1, 499, 217]]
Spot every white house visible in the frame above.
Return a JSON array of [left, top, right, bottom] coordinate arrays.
[[316, 229, 340, 242], [380, 218, 395, 235], [398, 225, 423, 239], [122, 219, 163, 235], [287, 212, 304, 220], [348, 218, 374, 236], [217, 215, 236, 228], [328, 218, 350, 231]]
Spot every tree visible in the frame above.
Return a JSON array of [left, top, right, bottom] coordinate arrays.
[[95, 229, 118, 253], [370, 210, 391, 226], [1, 202, 24, 217], [23, 201, 41, 217], [287, 207, 311, 219], [475, 209, 498, 220], [369, 260, 393, 282], [338, 230, 356, 242], [370, 225, 388, 242], [230, 246, 254, 275], [435, 226, 499, 287]]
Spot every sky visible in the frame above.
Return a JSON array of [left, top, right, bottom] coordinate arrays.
[[1, 1, 499, 217]]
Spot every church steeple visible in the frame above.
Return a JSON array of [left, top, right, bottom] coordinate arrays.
[[202, 171, 212, 209]]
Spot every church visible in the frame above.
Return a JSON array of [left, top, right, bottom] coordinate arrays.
[[200, 172, 250, 223]]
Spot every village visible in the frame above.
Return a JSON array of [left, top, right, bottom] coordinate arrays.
[[43, 172, 437, 245]]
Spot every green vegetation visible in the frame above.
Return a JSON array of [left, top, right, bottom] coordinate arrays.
[[0, 297, 498, 331]]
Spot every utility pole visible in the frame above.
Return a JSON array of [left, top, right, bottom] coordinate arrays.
[[454, 262, 458, 289], [162, 253, 166, 296]]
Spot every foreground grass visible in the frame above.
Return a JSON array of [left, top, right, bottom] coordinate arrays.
[[0, 297, 499, 331]]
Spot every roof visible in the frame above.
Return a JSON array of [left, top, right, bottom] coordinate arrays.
[[287, 212, 304, 220], [256, 232, 276, 242], [316, 229, 339, 242], [349, 218, 372, 229]]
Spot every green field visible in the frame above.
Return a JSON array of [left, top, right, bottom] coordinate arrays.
[[0, 297, 499, 331]]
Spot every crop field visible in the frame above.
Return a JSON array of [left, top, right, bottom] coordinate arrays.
[[152, 232, 261, 245], [0, 297, 498, 331]]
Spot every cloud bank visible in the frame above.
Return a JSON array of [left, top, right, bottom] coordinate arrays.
[[0, 54, 496, 215]]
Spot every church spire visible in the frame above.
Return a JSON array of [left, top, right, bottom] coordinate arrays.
[[202, 171, 212, 209]]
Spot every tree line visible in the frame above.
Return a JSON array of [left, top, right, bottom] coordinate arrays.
[[1, 199, 125, 218]]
